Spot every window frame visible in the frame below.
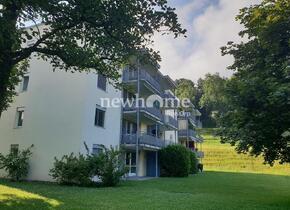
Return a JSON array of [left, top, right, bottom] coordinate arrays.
[[10, 144, 19, 155], [97, 74, 107, 91], [15, 107, 25, 128], [21, 75, 29, 92], [94, 105, 106, 128], [92, 144, 103, 155]]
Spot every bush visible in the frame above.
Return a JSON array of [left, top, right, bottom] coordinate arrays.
[[97, 146, 128, 187], [0, 145, 33, 181], [189, 152, 199, 174], [159, 145, 190, 177], [50, 146, 127, 187], [49, 153, 100, 186]]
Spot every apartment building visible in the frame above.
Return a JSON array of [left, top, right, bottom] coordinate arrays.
[[0, 56, 122, 181], [121, 64, 178, 177], [178, 106, 204, 160], [0, 51, 181, 181]]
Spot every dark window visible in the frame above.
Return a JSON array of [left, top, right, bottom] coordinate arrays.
[[97, 74, 107, 91], [92, 144, 103, 155], [153, 100, 160, 109], [94, 107, 105, 127], [22, 76, 29, 91], [10, 144, 19, 154], [16, 108, 24, 127]]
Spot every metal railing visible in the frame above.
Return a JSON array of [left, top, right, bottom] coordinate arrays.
[[123, 101, 163, 120], [164, 115, 178, 128], [122, 68, 161, 92], [121, 133, 165, 148], [178, 129, 197, 138]]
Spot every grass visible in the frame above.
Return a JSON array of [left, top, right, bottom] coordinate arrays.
[[201, 129, 290, 176], [1, 129, 290, 209], [1, 172, 290, 210]]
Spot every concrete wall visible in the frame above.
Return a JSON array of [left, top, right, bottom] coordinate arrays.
[[0, 56, 121, 181]]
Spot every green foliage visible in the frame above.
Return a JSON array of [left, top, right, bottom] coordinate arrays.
[[175, 79, 198, 107], [219, 0, 290, 165], [97, 146, 128, 187], [49, 153, 99, 186], [0, 0, 186, 113], [175, 74, 228, 128], [50, 146, 127, 187], [189, 152, 199, 174], [0, 145, 33, 181], [198, 73, 228, 127], [199, 73, 227, 113], [159, 145, 190, 177]]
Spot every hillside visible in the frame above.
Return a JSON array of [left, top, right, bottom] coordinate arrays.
[[200, 129, 290, 176]]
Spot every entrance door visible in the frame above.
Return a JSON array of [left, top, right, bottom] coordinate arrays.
[[146, 151, 159, 177], [126, 152, 136, 176]]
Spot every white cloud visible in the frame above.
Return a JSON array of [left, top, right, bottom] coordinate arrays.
[[154, 0, 261, 82]]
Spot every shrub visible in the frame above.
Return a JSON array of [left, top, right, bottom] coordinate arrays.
[[0, 145, 33, 181], [97, 146, 128, 187], [159, 145, 190, 177], [189, 152, 199, 174], [49, 153, 100, 186], [50, 146, 127, 187]]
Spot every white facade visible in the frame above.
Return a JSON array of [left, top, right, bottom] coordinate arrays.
[[0, 56, 122, 181]]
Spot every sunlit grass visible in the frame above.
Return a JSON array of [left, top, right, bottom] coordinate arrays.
[[0, 184, 61, 209], [1, 172, 290, 210], [202, 132, 290, 176]]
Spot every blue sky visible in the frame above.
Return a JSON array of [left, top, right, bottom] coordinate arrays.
[[154, 0, 261, 82]]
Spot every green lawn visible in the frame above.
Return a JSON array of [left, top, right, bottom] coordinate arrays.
[[1, 172, 290, 210], [1, 130, 290, 210], [201, 129, 290, 175]]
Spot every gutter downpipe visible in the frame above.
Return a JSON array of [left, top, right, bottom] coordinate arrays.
[[136, 60, 140, 177]]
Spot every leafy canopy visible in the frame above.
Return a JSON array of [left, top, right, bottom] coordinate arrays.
[[0, 0, 186, 113], [219, 0, 290, 165]]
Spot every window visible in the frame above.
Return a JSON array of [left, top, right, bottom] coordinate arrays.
[[10, 144, 19, 154], [15, 107, 25, 127], [124, 121, 137, 134], [153, 100, 160, 109], [97, 74, 107, 91], [92, 144, 103, 155], [22, 76, 29, 91], [94, 106, 105, 127]]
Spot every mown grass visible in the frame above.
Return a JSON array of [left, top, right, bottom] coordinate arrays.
[[1, 128, 290, 210], [201, 129, 290, 176], [1, 172, 290, 210]]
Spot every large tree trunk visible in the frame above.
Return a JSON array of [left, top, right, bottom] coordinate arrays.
[[0, 60, 14, 115], [0, 2, 20, 115]]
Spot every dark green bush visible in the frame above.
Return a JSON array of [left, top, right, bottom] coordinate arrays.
[[189, 152, 198, 174], [49, 153, 99, 186], [0, 145, 33, 181], [50, 146, 127, 187], [159, 145, 190, 177]]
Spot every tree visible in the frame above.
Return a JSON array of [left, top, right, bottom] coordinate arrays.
[[219, 0, 290, 165], [175, 79, 198, 106], [193, 73, 227, 127], [0, 0, 186, 114]]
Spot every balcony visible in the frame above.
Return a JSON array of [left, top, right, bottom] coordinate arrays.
[[123, 101, 163, 121], [122, 68, 161, 93], [121, 133, 165, 149], [178, 129, 198, 140], [164, 115, 178, 129]]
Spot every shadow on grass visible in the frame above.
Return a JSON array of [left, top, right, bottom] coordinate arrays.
[[0, 171, 290, 210]]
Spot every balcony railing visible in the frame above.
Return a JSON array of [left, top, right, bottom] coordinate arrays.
[[178, 129, 198, 138], [122, 68, 161, 92], [164, 115, 178, 128], [121, 133, 165, 148], [123, 101, 163, 120]]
